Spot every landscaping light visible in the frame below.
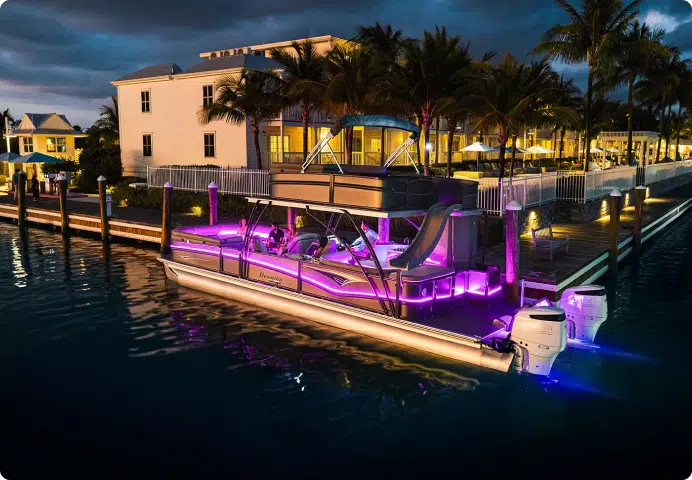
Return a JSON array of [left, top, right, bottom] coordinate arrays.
[[425, 143, 433, 151]]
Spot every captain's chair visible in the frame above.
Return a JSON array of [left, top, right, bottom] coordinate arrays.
[[250, 237, 270, 254], [284, 233, 320, 255]]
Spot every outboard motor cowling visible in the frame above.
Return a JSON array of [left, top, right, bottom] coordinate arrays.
[[511, 307, 567, 376], [560, 285, 607, 343]]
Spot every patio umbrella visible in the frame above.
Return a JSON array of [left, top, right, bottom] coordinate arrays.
[[491, 145, 526, 154], [589, 146, 604, 154], [606, 147, 619, 153], [525, 145, 554, 154], [9, 152, 65, 164], [461, 141, 495, 171], [0, 152, 20, 162]]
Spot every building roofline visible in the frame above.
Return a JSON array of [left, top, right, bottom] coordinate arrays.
[[198, 35, 345, 58]]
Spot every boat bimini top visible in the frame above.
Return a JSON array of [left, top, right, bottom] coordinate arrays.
[[301, 115, 421, 174]]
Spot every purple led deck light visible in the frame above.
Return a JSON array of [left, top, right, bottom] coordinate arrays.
[[171, 244, 503, 303]]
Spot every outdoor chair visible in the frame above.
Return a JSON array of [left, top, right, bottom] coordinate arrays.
[[531, 224, 569, 262]]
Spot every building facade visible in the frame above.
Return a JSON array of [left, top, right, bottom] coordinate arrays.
[[114, 35, 588, 176]]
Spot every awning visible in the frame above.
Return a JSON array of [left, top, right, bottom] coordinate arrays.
[[10, 152, 65, 164], [330, 115, 420, 140]]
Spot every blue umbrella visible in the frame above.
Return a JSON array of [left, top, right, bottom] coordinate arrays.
[[0, 152, 20, 162], [10, 152, 65, 164]]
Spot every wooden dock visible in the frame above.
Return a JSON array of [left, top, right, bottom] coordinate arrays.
[[484, 190, 692, 301]]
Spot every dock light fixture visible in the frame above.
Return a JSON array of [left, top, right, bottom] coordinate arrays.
[[425, 142, 433, 151], [191, 206, 203, 216]]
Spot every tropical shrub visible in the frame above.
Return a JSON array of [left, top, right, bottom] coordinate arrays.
[[73, 146, 122, 192]]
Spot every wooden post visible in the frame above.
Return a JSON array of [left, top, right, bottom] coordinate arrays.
[[609, 189, 622, 281], [208, 181, 218, 226], [98, 175, 110, 241], [505, 200, 523, 302], [58, 173, 69, 236], [161, 182, 173, 254], [633, 185, 646, 256], [17, 171, 27, 229], [378, 217, 390, 244], [287, 207, 296, 230]]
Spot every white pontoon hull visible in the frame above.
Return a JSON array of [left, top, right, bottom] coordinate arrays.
[[161, 257, 514, 373]]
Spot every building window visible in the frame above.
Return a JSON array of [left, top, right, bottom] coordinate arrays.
[[371, 138, 382, 152], [268, 135, 289, 152], [204, 133, 215, 158], [141, 90, 150, 113], [143, 134, 152, 157], [203, 85, 214, 107], [22, 137, 33, 153], [44, 137, 66, 152]]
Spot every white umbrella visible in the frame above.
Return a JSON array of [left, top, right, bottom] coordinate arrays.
[[606, 147, 619, 153], [461, 141, 495, 152], [462, 142, 495, 172], [491, 145, 526, 154], [590, 146, 604, 154], [524, 145, 554, 154]]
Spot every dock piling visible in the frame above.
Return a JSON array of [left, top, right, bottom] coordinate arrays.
[[208, 181, 218, 226], [633, 186, 646, 256], [505, 200, 523, 302], [161, 182, 173, 254], [58, 173, 69, 236], [287, 207, 297, 230], [17, 171, 26, 230], [609, 189, 622, 281], [98, 176, 110, 241]]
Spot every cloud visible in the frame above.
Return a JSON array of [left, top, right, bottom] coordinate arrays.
[[643, 9, 692, 32]]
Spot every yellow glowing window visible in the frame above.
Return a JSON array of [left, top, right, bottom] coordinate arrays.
[[269, 135, 289, 152], [371, 138, 382, 152]]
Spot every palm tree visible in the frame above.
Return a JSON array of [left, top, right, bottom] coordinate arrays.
[[94, 96, 120, 146], [672, 62, 691, 160], [533, 0, 641, 171], [637, 46, 687, 162], [375, 26, 467, 175], [550, 74, 582, 161], [199, 70, 284, 170], [356, 23, 407, 166], [599, 20, 665, 164], [1, 108, 15, 154], [322, 45, 375, 164], [469, 54, 561, 179], [270, 41, 327, 162]]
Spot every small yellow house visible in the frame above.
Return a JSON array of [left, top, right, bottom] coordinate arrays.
[[6, 113, 87, 178]]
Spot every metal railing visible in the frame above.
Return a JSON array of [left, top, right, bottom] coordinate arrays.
[[556, 166, 637, 203], [643, 160, 692, 185], [147, 166, 270, 197], [477, 172, 557, 216]]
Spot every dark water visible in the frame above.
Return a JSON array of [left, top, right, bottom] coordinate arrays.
[[0, 220, 690, 479]]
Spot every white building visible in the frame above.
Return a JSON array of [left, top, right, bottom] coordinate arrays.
[[112, 36, 342, 177]]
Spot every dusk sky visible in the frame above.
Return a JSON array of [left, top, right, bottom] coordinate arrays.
[[1, 0, 690, 128]]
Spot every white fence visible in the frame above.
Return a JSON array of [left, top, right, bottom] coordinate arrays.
[[556, 167, 637, 203], [147, 166, 270, 197], [477, 172, 557, 216], [644, 160, 692, 185]]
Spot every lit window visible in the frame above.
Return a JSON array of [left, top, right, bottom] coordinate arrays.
[[203, 85, 214, 107], [204, 133, 215, 158], [22, 137, 33, 153], [141, 90, 150, 113], [371, 138, 382, 152], [268, 135, 289, 152], [143, 134, 152, 157], [56, 137, 66, 153], [46, 137, 57, 152]]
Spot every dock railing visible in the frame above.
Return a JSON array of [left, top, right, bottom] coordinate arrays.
[[477, 172, 557, 216], [556, 166, 636, 203], [643, 160, 692, 185], [147, 166, 270, 197]]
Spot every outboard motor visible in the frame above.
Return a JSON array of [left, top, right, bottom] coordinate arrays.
[[560, 285, 607, 343], [510, 307, 567, 376]]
